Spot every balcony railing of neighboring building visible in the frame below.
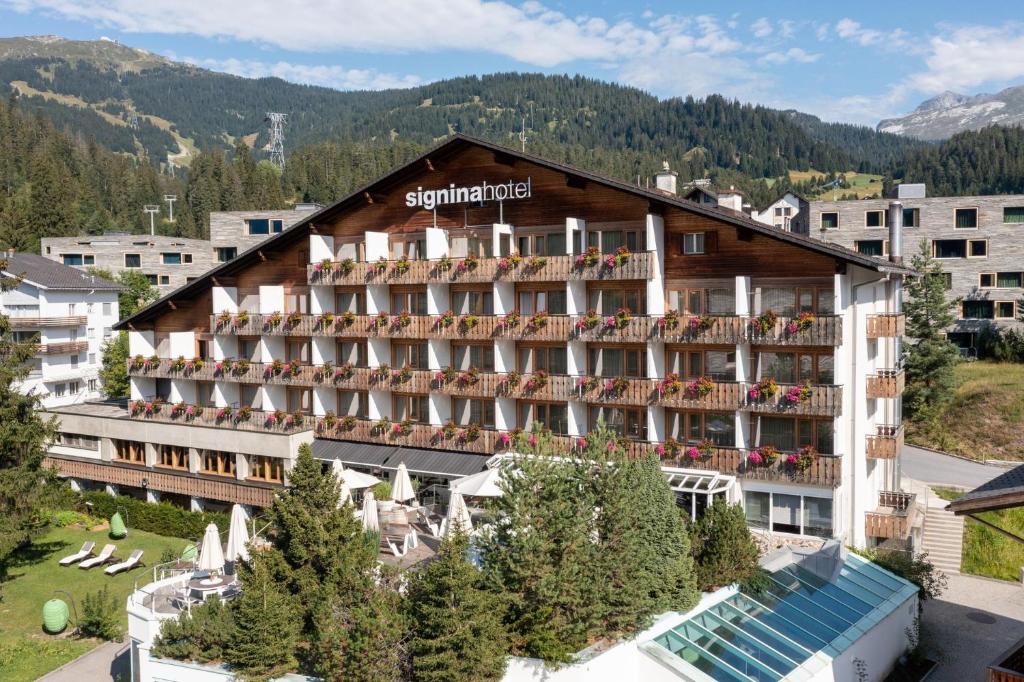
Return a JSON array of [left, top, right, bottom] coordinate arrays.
[[866, 424, 904, 460], [8, 314, 88, 328], [660, 445, 841, 488], [741, 381, 843, 417], [988, 636, 1024, 682], [866, 370, 905, 399], [306, 251, 656, 286], [38, 340, 89, 355], [126, 400, 310, 435], [865, 313, 906, 339], [864, 491, 917, 540]]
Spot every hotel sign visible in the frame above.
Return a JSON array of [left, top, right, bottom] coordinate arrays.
[[405, 178, 531, 211]]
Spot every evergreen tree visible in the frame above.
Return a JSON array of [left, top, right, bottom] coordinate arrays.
[[688, 499, 760, 592], [99, 332, 129, 399], [408, 530, 507, 682], [116, 270, 159, 318], [903, 241, 960, 420], [153, 596, 235, 663]]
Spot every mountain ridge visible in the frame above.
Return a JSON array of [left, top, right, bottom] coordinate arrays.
[[878, 84, 1024, 139]]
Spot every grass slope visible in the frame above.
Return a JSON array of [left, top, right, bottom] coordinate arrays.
[[0, 525, 189, 682], [932, 487, 1024, 581], [908, 361, 1024, 461]]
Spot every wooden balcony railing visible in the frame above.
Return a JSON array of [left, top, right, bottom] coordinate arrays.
[[573, 376, 652, 406], [866, 313, 905, 339], [316, 418, 498, 455], [127, 402, 310, 435], [747, 314, 842, 346], [661, 446, 840, 488], [572, 315, 654, 343], [503, 315, 575, 342], [39, 340, 89, 355], [865, 491, 917, 540], [742, 382, 842, 417], [866, 424, 904, 460], [652, 380, 744, 410], [8, 314, 87, 328], [988, 637, 1024, 682], [866, 370, 905, 399], [306, 252, 655, 286], [656, 316, 747, 345]]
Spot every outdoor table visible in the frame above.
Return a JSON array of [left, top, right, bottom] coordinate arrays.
[[188, 575, 233, 601]]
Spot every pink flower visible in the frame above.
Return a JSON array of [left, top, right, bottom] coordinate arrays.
[[787, 454, 798, 465], [392, 423, 402, 434], [499, 432, 511, 446], [689, 317, 701, 331], [686, 446, 700, 460], [528, 434, 537, 446], [785, 321, 798, 334], [748, 387, 760, 400], [575, 254, 586, 267], [605, 317, 615, 327], [654, 444, 666, 457], [577, 437, 587, 448], [605, 254, 616, 268], [658, 317, 666, 328], [435, 371, 445, 382], [606, 441, 615, 452], [748, 451, 763, 465], [604, 379, 614, 392]]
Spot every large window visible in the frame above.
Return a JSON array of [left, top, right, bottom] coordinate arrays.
[[665, 286, 735, 316], [590, 405, 647, 441], [961, 300, 994, 320], [335, 289, 366, 314], [681, 232, 705, 255], [820, 212, 839, 230], [392, 341, 429, 369], [62, 254, 93, 266], [336, 340, 367, 367], [250, 455, 283, 483], [667, 348, 736, 380], [451, 288, 493, 315], [668, 411, 735, 447], [933, 239, 966, 259], [202, 451, 236, 477], [217, 247, 237, 262], [903, 207, 919, 228], [757, 416, 834, 455], [453, 398, 495, 429], [954, 207, 978, 229], [393, 394, 429, 423], [1004, 207, 1024, 224], [452, 343, 494, 372], [246, 219, 270, 235], [161, 252, 182, 265], [981, 272, 1024, 289], [865, 209, 887, 228], [390, 288, 428, 314], [124, 253, 141, 268], [392, 237, 426, 260], [157, 445, 188, 470], [855, 240, 887, 257], [518, 345, 567, 375], [519, 401, 568, 434], [516, 231, 566, 256], [744, 490, 832, 538], [336, 390, 368, 418], [586, 228, 645, 254], [59, 432, 99, 450], [589, 345, 646, 378], [517, 287, 567, 315], [760, 286, 834, 316], [756, 351, 834, 384], [587, 284, 646, 315], [113, 439, 145, 464]]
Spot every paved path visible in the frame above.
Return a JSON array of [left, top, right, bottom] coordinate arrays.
[[38, 640, 129, 682], [922, 572, 1024, 681], [902, 444, 1004, 489]]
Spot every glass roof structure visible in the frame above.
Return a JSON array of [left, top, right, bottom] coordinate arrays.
[[651, 551, 918, 681]]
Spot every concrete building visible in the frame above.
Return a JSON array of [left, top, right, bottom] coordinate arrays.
[[1, 252, 120, 407], [810, 185, 1024, 349], [43, 135, 913, 550], [40, 207, 317, 293], [753, 191, 810, 234]]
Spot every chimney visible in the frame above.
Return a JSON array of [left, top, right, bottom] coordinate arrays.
[[655, 162, 677, 195], [716, 186, 744, 213], [888, 200, 903, 264]]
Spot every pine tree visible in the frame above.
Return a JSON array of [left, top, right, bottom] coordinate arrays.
[[99, 332, 129, 399], [688, 499, 760, 592], [408, 530, 507, 682], [903, 241, 960, 420]]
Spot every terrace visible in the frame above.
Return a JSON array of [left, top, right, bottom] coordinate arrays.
[[864, 491, 918, 541]]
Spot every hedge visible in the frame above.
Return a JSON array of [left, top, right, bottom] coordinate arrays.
[[82, 491, 230, 540]]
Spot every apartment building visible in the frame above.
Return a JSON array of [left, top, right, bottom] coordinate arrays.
[[752, 191, 809, 234], [40, 207, 317, 293], [1, 253, 120, 407], [42, 135, 912, 549], [811, 185, 1024, 348]]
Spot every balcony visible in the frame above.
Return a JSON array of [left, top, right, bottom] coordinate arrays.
[[866, 313, 905, 338], [8, 314, 87, 328], [316, 417, 499, 455], [652, 380, 744, 411], [39, 340, 89, 355], [866, 424, 904, 460], [660, 446, 840, 488], [989, 636, 1024, 682], [574, 376, 652, 406], [571, 315, 654, 343], [655, 315, 747, 345], [866, 370, 905, 399], [742, 382, 843, 417], [306, 252, 655, 286], [127, 402, 310, 435], [865, 491, 917, 540], [747, 314, 842, 347]]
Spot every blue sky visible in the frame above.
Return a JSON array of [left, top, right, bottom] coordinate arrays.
[[3, 0, 1024, 125]]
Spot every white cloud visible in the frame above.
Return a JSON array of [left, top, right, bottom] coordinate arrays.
[[761, 47, 821, 65], [751, 17, 772, 38], [180, 57, 422, 90], [834, 17, 909, 50], [907, 23, 1024, 93], [815, 23, 829, 41]]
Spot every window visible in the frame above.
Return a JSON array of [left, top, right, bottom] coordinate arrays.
[[519, 401, 568, 434], [157, 445, 189, 470], [272, 219, 284, 233], [744, 490, 832, 538], [903, 207, 920, 228], [589, 345, 646, 378], [62, 254, 83, 266], [335, 290, 366, 314], [855, 240, 887, 257], [865, 209, 887, 228], [452, 343, 494, 372], [745, 491, 770, 529], [69, 381, 80, 393], [393, 394, 429, 423], [667, 348, 736, 380], [516, 231, 566, 256], [933, 239, 966, 259], [336, 340, 367, 367], [87, 379, 97, 393], [88, 353, 96, 365], [392, 237, 427, 260], [665, 287, 735, 316], [246, 218, 270, 235], [1005, 207, 1024, 224], [159, 275, 170, 285], [682, 232, 705, 255], [102, 302, 112, 316], [70, 355, 79, 369], [669, 411, 735, 446], [998, 272, 1023, 288], [969, 240, 988, 258], [217, 247, 238, 262], [517, 287, 567, 316], [286, 338, 310, 364], [146, 274, 158, 286], [392, 341, 429, 369], [997, 302, 1016, 319], [586, 228, 645, 254], [587, 284, 646, 315], [103, 327, 112, 338], [820, 212, 839, 230], [88, 327, 95, 339], [161, 253, 182, 265], [59, 432, 99, 450], [183, 253, 193, 264], [955, 207, 978, 229], [390, 288, 428, 314], [518, 345, 567, 375], [201, 451, 236, 477], [451, 288, 493, 315], [938, 272, 952, 290], [758, 416, 834, 455], [453, 398, 495, 429], [760, 286, 834, 317], [336, 390, 368, 418], [959, 301, 992, 321], [756, 351, 834, 384], [53, 383, 66, 397], [250, 455, 283, 483], [124, 254, 141, 268], [590, 405, 647, 441], [114, 440, 145, 464]]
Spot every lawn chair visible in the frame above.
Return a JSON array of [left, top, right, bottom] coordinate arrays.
[[105, 549, 144, 575], [59, 541, 95, 566], [79, 544, 116, 569]]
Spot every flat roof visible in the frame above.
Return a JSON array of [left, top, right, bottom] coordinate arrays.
[[45, 399, 130, 419], [311, 439, 490, 478]]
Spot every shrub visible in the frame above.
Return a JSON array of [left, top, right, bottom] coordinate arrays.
[[82, 491, 229, 540], [152, 596, 235, 663], [52, 510, 100, 528], [688, 499, 760, 592], [80, 586, 122, 641], [371, 480, 392, 501], [852, 548, 947, 608]]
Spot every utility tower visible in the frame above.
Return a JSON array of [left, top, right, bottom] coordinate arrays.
[[143, 205, 160, 235], [266, 112, 287, 169], [164, 194, 177, 222]]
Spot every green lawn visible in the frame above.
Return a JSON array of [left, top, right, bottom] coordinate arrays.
[[928, 487, 1024, 582], [0, 525, 191, 682]]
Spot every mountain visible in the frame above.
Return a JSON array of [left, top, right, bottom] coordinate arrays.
[[878, 85, 1024, 140]]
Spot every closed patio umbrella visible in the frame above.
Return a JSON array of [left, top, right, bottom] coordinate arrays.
[[331, 459, 380, 489], [445, 491, 473, 537], [361, 490, 379, 532], [449, 466, 504, 498], [225, 504, 250, 565], [337, 478, 353, 507], [392, 462, 416, 503], [197, 523, 225, 574]]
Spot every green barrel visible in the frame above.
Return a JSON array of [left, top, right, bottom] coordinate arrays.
[[42, 599, 69, 634], [109, 512, 127, 538]]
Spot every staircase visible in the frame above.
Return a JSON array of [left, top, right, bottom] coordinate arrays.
[[921, 503, 965, 574]]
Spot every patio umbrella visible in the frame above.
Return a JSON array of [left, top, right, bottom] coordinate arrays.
[[392, 462, 416, 503], [449, 466, 504, 498], [361, 490, 379, 532], [225, 504, 250, 564], [337, 477, 353, 507], [197, 523, 225, 574], [445, 491, 473, 537], [331, 459, 380, 489]]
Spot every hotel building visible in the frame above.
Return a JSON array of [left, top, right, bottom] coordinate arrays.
[[44, 135, 913, 548]]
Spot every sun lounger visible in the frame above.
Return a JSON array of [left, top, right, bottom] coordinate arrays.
[[59, 541, 95, 566], [105, 549, 144, 575], [79, 543, 116, 569]]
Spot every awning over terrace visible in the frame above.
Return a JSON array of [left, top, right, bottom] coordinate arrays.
[[311, 439, 490, 478]]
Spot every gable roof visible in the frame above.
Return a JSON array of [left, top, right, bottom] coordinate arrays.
[[4, 252, 121, 291], [116, 134, 914, 329], [947, 464, 1024, 515]]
